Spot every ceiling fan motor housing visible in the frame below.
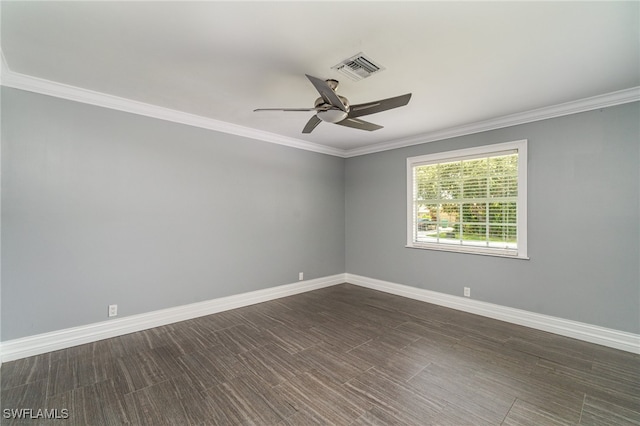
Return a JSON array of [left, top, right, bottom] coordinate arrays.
[[314, 95, 350, 123]]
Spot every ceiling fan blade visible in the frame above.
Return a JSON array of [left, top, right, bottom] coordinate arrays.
[[302, 115, 322, 133], [347, 93, 412, 118], [254, 107, 318, 112], [305, 74, 348, 112], [335, 117, 383, 132]]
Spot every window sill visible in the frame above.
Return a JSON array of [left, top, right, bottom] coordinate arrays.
[[405, 243, 530, 260]]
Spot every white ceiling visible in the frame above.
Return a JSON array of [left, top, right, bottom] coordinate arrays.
[[2, 1, 639, 155]]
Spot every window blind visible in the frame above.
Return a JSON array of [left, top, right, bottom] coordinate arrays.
[[407, 141, 527, 258]]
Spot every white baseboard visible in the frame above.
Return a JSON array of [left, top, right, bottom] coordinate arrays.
[[0, 274, 345, 363], [2, 272, 638, 363], [346, 273, 640, 354]]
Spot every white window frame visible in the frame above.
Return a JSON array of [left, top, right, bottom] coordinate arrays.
[[406, 140, 528, 259]]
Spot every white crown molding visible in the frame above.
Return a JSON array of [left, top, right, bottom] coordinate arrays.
[[0, 274, 346, 363], [0, 64, 345, 158], [343, 87, 640, 157], [346, 273, 640, 354], [1, 58, 638, 159]]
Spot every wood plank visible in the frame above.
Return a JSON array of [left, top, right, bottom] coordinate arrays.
[[407, 362, 516, 424], [580, 395, 640, 425], [502, 398, 575, 426]]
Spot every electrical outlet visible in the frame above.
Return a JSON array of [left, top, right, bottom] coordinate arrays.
[[108, 304, 118, 317], [464, 287, 471, 297], [299, 272, 304, 281]]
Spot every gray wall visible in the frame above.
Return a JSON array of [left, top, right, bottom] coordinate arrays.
[[1, 88, 345, 340], [346, 102, 640, 334], [2, 86, 638, 341]]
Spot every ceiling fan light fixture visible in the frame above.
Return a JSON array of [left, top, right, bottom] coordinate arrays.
[[317, 109, 348, 123]]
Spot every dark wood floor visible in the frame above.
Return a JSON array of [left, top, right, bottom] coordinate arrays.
[[1, 284, 639, 425]]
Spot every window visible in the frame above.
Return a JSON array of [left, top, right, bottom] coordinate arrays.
[[407, 140, 528, 259]]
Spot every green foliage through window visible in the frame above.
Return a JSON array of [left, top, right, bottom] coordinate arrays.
[[412, 153, 519, 248]]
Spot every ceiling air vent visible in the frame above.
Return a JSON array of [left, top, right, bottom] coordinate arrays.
[[332, 52, 385, 81]]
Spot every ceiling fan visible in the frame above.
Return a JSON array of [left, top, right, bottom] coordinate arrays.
[[254, 74, 412, 134]]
